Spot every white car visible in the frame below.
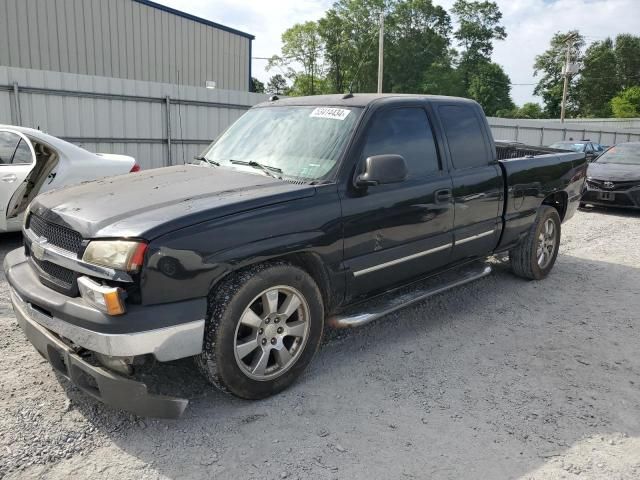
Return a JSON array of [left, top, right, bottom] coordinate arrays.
[[0, 125, 139, 232]]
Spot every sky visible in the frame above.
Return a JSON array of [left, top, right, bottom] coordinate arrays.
[[155, 0, 640, 106]]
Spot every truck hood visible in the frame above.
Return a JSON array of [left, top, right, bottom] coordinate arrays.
[[30, 165, 316, 239], [587, 162, 640, 182]]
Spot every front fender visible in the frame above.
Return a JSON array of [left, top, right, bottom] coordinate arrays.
[[140, 185, 343, 306]]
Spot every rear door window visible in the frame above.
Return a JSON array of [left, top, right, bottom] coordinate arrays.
[[12, 139, 33, 164], [362, 107, 440, 177], [0, 131, 20, 165], [438, 105, 490, 169]]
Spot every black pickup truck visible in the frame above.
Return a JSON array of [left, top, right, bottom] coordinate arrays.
[[5, 94, 587, 417]]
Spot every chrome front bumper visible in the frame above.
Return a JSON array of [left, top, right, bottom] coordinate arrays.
[[5, 248, 207, 362], [10, 288, 205, 361], [12, 292, 188, 418]]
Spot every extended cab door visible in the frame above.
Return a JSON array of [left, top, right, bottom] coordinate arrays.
[[341, 106, 454, 299], [0, 130, 36, 231], [436, 104, 503, 262]]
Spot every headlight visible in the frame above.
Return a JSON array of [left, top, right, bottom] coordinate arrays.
[[82, 240, 147, 271]]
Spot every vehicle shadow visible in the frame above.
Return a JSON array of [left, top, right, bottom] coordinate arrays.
[[579, 205, 640, 219], [48, 251, 640, 479], [0, 232, 24, 251]]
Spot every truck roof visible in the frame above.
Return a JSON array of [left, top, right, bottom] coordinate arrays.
[[255, 93, 478, 109]]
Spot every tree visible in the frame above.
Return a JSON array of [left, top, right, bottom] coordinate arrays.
[[577, 38, 618, 117], [325, 0, 387, 93], [452, 0, 506, 91], [251, 77, 265, 93], [421, 54, 466, 96], [269, 21, 324, 96], [452, 0, 506, 59], [614, 34, 640, 89], [611, 86, 640, 118], [518, 102, 544, 118], [386, 0, 452, 93], [266, 74, 289, 95], [533, 31, 585, 118], [467, 61, 514, 115], [495, 102, 545, 119], [318, 9, 350, 93]]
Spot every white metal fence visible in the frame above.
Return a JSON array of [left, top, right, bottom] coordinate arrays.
[[0, 66, 268, 170], [488, 116, 640, 146], [1, 66, 639, 169]]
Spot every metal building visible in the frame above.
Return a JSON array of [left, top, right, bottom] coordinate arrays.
[[0, 0, 254, 92]]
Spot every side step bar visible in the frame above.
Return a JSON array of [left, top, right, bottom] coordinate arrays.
[[328, 261, 492, 329]]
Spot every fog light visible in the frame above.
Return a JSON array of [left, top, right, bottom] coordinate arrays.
[[78, 276, 126, 315], [94, 353, 134, 375]]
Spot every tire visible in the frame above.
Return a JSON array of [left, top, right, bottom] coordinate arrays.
[[196, 262, 324, 399], [509, 206, 561, 280]]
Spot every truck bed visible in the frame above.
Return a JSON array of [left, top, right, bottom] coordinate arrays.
[[496, 142, 587, 250]]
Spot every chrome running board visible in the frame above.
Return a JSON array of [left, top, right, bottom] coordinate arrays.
[[328, 261, 492, 328]]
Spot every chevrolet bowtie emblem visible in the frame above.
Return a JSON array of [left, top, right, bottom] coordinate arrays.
[[31, 237, 47, 261]]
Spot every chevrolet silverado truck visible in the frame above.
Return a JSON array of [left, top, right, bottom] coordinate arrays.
[[4, 94, 587, 418]]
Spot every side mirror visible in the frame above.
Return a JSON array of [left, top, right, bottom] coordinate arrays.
[[355, 154, 408, 187]]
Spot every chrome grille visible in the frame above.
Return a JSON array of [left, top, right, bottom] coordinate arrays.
[[28, 213, 83, 254]]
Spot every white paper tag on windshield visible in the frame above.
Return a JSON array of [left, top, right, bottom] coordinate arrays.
[[310, 107, 351, 120]]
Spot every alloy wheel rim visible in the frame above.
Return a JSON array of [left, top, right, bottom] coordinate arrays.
[[536, 218, 557, 269], [233, 286, 310, 381]]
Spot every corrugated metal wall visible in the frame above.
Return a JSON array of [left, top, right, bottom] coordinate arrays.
[[0, 0, 252, 91], [488, 117, 640, 146], [0, 67, 268, 169]]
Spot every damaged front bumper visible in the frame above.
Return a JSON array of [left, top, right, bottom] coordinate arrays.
[[12, 289, 188, 418], [5, 248, 208, 418]]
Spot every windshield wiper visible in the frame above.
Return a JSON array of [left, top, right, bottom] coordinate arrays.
[[229, 159, 282, 178], [193, 155, 220, 167]]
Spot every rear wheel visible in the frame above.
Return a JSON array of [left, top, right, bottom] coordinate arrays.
[[510, 206, 561, 280], [196, 262, 324, 399]]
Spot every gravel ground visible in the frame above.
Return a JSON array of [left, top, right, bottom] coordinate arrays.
[[1, 208, 639, 480]]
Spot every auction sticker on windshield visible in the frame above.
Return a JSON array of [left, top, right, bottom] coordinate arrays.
[[310, 107, 351, 120]]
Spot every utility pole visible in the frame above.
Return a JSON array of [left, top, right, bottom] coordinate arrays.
[[377, 12, 384, 94], [560, 33, 577, 123]]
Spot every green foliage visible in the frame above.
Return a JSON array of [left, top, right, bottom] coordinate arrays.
[[495, 102, 545, 119], [268, 1, 639, 118], [266, 74, 289, 96], [385, 0, 452, 93], [467, 61, 514, 115], [269, 0, 513, 113], [251, 77, 265, 94], [452, 0, 506, 62], [533, 31, 584, 118], [615, 34, 640, 89], [577, 38, 618, 117], [326, 0, 388, 94], [269, 21, 324, 95], [611, 86, 640, 118]]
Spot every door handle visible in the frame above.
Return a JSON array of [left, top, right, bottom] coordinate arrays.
[[435, 189, 451, 204], [1, 174, 17, 183]]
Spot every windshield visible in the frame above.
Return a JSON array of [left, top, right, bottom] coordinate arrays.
[[202, 106, 362, 181], [595, 143, 640, 165], [549, 142, 585, 152]]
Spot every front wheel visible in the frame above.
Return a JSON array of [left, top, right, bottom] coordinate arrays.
[[510, 206, 561, 280], [196, 262, 324, 399]]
